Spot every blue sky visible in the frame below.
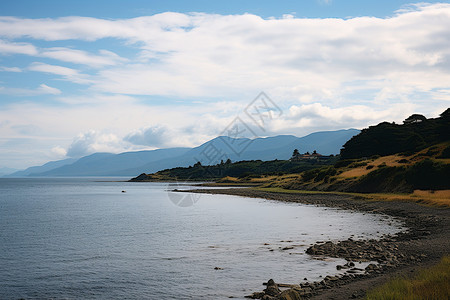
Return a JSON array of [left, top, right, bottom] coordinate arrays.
[[0, 0, 449, 170]]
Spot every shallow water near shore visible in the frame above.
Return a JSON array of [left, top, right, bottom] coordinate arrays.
[[0, 178, 404, 299]]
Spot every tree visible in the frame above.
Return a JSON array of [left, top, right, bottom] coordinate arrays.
[[440, 108, 450, 119], [292, 149, 299, 157], [225, 158, 232, 164], [403, 114, 427, 124]]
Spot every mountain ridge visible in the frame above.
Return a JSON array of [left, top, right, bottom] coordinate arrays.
[[6, 129, 359, 177]]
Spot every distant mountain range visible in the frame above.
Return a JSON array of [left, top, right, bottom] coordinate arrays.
[[6, 129, 359, 177]]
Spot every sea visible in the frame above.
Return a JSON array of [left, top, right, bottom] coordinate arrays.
[[0, 178, 404, 299]]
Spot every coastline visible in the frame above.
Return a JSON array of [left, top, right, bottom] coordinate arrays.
[[186, 187, 450, 299]]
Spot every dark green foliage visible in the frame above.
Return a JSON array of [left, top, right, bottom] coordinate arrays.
[[340, 109, 450, 159], [348, 161, 368, 168], [302, 168, 320, 181], [301, 166, 337, 182], [334, 159, 355, 168], [314, 167, 337, 182], [350, 166, 409, 193], [154, 157, 337, 180], [403, 114, 427, 124], [405, 159, 450, 190], [438, 145, 450, 159]]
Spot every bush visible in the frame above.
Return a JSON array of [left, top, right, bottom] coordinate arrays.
[[334, 159, 355, 168], [351, 166, 408, 193], [438, 145, 450, 158], [314, 167, 337, 182], [405, 159, 450, 190], [302, 169, 319, 181], [349, 161, 368, 168]]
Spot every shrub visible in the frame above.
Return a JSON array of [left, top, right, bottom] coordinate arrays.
[[405, 159, 450, 190], [438, 145, 450, 158], [334, 159, 355, 168]]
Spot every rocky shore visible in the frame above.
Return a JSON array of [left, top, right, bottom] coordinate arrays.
[[186, 188, 449, 299]]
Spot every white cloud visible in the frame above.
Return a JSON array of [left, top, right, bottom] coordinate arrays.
[[37, 84, 61, 95], [40, 47, 126, 67], [124, 125, 168, 147], [1, 5, 450, 168], [28, 62, 91, 84], [66, 130, 128, 157], [0, 83, 61, 96], [0, 39, 38, 55], [29, 62, 78, 76], [0, 66, 22, 72], [268, 102, 416, 136], [51, 145, 67, 157], [0, 5, 449, 100]]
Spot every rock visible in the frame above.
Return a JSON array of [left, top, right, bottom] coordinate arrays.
[[214, 267, 223, 270], [245, 292, 265, 299], [278, 289, 303, 300], [281, 246, 294, 251], [264, 279, 281, 297], [365, 263, 378, 272]]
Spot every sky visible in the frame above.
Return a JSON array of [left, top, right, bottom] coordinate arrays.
[[0, 0, 449, 170]]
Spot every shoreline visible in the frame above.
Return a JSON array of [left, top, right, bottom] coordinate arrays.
[[186, 187, 450, 299]]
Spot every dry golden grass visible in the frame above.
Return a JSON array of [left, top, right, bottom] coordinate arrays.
[[339, 167, 372, 178], [217, 176, 239, 182], [361, 190, 450, 207], [247, 175, 278, 183], [366, 255, 450, 300], [410, 190, 450, 207], [373, 155, 406, 166], [253, 187, 450, 207], [338, 143, 450, 180], [338, 154, 408, 179]]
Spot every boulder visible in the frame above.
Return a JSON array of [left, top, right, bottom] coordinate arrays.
[[264, 279, 281, 297], [278, 289, 303, 300]]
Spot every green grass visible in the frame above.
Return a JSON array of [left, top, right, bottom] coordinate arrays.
[[366, 255, 450, 300]]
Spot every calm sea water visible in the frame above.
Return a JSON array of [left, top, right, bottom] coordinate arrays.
[[0, 178, 403, 299]]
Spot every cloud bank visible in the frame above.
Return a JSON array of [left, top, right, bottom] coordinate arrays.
[[0, 3, 449, 167]]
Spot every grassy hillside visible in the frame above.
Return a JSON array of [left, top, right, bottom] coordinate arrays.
[[263, 142, 450, 194], [131, 109, 449, 202]]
